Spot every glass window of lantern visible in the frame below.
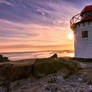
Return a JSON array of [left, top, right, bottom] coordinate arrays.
[[82, 11, 92, 18]]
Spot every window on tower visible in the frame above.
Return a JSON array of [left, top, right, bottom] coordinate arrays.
[[82, 11, 92, 18], [82, 31, 88, 38]]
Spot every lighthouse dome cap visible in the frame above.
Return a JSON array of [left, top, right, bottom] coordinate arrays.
[[81, 5, 92, 14]]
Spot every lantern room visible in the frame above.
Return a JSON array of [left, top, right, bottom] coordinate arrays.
[[70, 5, 92, 29], [81, 5, 92, 21]]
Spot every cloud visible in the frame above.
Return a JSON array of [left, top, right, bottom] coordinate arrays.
[[0, 0, 90, 52], [0, 0, 80, 26], [0, 19, 38, 39], [0, 0, 12, 6], [0, 43, 74, 53]]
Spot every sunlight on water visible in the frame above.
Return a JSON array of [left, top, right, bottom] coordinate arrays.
[[68, 53, 74, 57]]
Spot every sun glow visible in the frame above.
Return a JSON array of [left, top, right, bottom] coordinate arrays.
[[68, 33, 74, 40], [69, 53, 74, 57]]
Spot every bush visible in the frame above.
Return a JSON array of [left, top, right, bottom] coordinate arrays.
[[0, 55, 9, 62], [0, 57, 80, 81], [33, 58, 80, 78], [0, 64, 33, 81]]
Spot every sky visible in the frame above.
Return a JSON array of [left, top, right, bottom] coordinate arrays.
[[0, 0, 92, 52]]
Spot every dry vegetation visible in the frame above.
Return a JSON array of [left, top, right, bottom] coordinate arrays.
[[0, 57, 80, 82], [0, 55, 9, 62]]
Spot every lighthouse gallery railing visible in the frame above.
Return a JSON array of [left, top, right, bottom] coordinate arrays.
[[70, 13, 81, 28]]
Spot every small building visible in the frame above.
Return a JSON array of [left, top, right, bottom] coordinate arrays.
[[70, 5, 92, 59]]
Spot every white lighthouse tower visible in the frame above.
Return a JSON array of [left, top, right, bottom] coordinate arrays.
[[70, 5, 92, 59]]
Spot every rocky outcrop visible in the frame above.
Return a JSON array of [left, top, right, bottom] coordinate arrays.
[[49, 53, 58, 59], [3, 74, 92, 92]]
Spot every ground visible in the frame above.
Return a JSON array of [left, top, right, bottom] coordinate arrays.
[[0, 58, 92, 92]]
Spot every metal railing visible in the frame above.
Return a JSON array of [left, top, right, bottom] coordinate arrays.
[[70, 13, 81, 28]]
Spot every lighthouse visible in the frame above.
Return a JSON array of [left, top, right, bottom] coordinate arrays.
[[70, 5, 92, 59]]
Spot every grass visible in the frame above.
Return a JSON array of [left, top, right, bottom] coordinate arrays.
[[0, 57, 80, 81], [33, 58, 80, 78], [0, 64, 33, 81]]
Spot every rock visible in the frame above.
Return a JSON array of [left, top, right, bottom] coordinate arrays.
[[48, 75, 57, 83], [78, 77, 82, 82], [0, 87, 7, 92], [45, 85, 58, 92], [89, 85, 92, 91], [2, 74, 89, 92], [50, 54, 58, 59], [57, 75, 64, 82]]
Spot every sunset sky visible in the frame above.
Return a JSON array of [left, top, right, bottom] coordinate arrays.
[[0, 0, 92, 52]]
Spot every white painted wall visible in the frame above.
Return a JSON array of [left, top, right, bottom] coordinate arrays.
[[74, 21, 92, 58]]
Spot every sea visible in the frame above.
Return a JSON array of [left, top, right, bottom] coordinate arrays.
[[0, 50, 74, 61]]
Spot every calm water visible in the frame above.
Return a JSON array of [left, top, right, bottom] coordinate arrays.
[[0, 50, 74, 61]]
